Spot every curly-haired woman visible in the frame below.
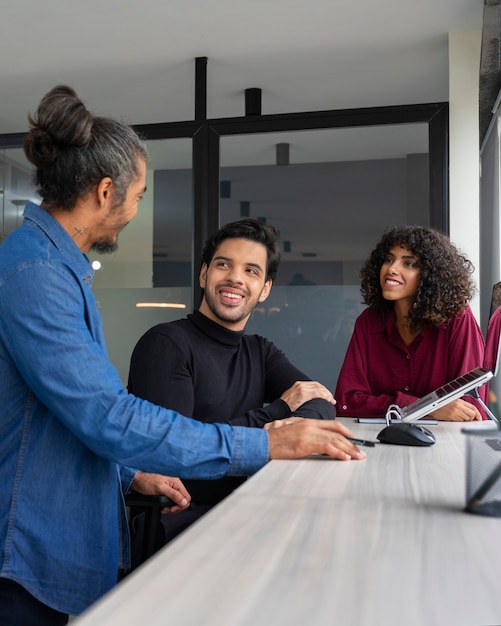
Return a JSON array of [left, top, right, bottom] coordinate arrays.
[[335, 225, 486, 421]]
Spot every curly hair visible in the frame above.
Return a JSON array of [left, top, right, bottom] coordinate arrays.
[[360, 225, 476, 331]]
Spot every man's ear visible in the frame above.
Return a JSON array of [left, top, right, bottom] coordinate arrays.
[[96, 177, 114, 209], [258, 279, 273, 303], [199, 264, 208, 289]]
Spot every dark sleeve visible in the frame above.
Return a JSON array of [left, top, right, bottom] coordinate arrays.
[[262, 337, 336, 421], [127, 326, 195, 417], [215, 337, 335, 427], [292, 398, 336, 420], [220, 398, 292, 428]]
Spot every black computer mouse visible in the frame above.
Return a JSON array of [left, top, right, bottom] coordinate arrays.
[[377, 422, 436, 446]]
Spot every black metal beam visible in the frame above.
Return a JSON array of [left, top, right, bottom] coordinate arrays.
[[195, 57, 208, 122]]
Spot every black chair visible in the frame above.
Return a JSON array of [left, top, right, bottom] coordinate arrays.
[[125, 493, 174, 569]]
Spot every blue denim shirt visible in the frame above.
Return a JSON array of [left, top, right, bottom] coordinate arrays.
[[0, 203, 269, 615]]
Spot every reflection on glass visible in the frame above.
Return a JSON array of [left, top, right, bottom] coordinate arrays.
[[221, 125, 429, 391], [90, 138, 193, 293], [94, 286, 191, 385]]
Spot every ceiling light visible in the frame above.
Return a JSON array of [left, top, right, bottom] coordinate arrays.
[[135, 303, 186, 309]]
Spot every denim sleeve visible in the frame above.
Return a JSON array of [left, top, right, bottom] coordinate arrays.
[[228, 426, 269, 475], [119, 466, 137, 493], [0, 262, 269, 479]]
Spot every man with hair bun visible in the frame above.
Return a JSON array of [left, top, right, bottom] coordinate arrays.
[[0, 85, 365, 624]]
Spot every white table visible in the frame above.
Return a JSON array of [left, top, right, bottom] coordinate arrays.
[[75, 419, 501, 626]]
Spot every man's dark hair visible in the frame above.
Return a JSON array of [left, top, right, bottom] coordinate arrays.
[[24, 85, 148, 210], [201, 219, 282, 281], [360, 225, 476, 331]]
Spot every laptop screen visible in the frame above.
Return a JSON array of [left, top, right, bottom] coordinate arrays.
[[385, 304, 501, 424], [390, 367, 493, 423]]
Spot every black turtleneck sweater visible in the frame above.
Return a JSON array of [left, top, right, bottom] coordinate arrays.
[[128, 310, 334, 504]]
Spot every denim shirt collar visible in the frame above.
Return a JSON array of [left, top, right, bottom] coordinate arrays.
[[23, 201, 94, 285]]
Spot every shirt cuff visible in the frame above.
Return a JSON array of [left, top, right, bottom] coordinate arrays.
[[227, 426, 269, 476], [265, 398, 291, 420], [119, 465, 138, 492]]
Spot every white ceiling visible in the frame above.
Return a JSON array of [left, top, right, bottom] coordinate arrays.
[[0, 0, 486, 264], [0, 0, 484, 134]]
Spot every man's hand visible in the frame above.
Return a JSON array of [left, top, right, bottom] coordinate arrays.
[[430, 398, 482, 422], [280, 381, 336, 412], [131, 472, 191, 513], [268, 418, 366, 461]]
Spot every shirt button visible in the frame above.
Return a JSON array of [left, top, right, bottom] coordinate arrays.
[[405, 386, 410, 391], [406, 354, 411, 360], [342, 405, 348, 410]]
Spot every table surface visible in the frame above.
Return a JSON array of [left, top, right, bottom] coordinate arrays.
[[75, 419, 501, 626]]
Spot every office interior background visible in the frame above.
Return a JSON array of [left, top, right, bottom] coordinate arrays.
[[0, 0, 499, 394]]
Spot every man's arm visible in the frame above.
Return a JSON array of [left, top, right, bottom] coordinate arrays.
[[261, 338, 336, 421], [1, 266, 364, 479], [129, 327, 334, 427], [280, 381, 336, 418], [268, 419, 366, 461]]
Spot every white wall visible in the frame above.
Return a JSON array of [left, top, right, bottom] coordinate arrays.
[[448, 30, 482, 320]]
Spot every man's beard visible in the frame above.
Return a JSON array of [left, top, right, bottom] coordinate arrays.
[[91, 213, 129, 254], [91, 237, 119, 254]]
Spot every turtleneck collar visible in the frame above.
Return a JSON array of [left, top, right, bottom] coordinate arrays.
[[188, 310, 245, 347]]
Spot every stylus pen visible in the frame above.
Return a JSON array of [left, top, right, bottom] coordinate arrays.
[[347, 437, 376, 447]]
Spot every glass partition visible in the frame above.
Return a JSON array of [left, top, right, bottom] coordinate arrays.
[[221, 124, 429, 390], [91, 137, 193, 384], [0, 101, 446, 393]]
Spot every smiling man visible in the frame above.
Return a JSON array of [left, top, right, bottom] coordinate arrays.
[[128, 219, 338, 546]]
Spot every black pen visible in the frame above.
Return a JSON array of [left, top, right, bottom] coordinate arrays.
[[347, 437, 376, 447]]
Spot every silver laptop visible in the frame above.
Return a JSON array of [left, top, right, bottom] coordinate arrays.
[[360, 308, 501, 425], [387, 366, 493, 423]]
